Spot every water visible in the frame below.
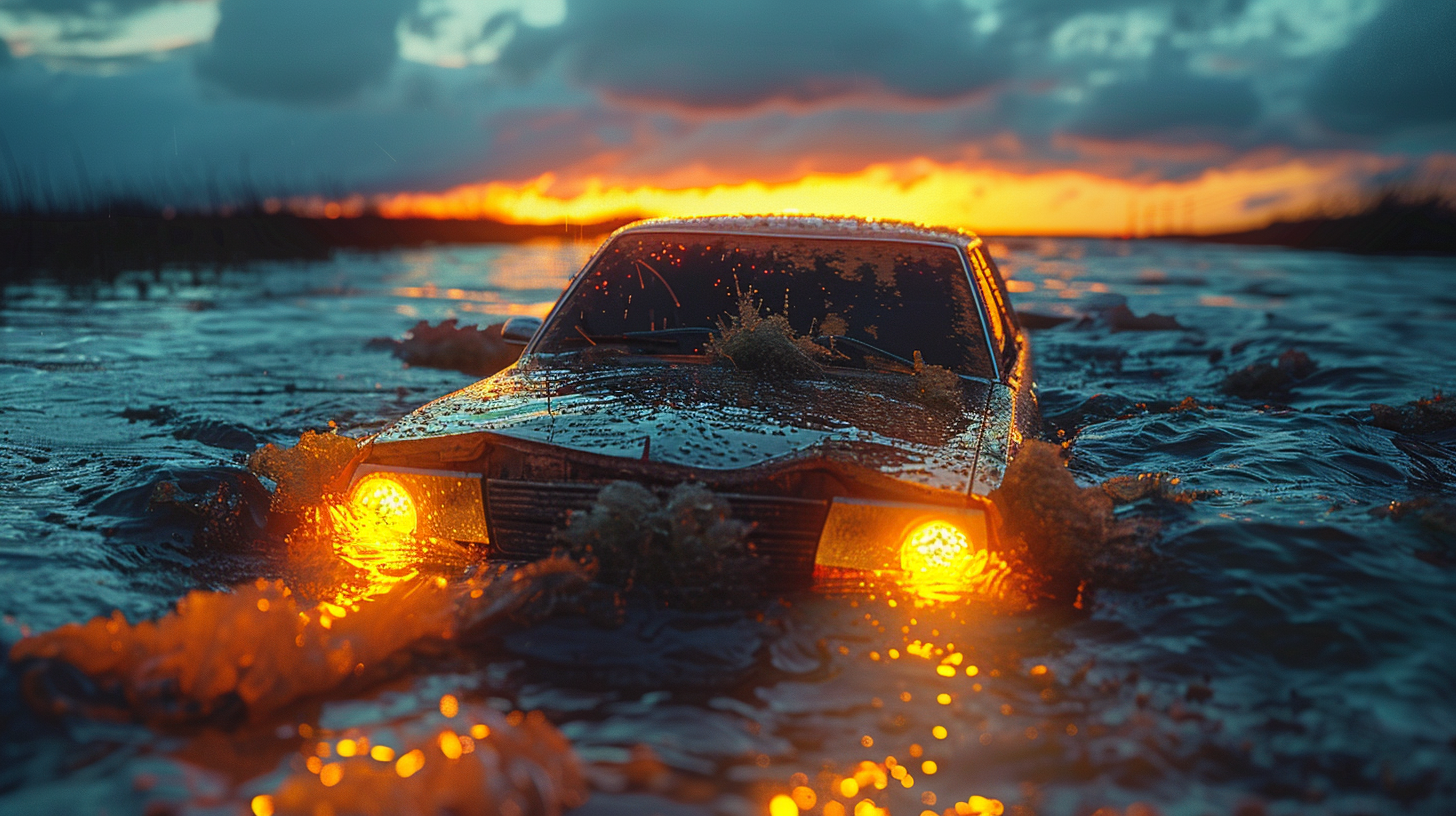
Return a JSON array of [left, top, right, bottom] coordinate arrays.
[[2, 238, 1454, 816]]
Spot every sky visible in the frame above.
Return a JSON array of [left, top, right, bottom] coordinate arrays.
[[1, 0, 1453, 234]]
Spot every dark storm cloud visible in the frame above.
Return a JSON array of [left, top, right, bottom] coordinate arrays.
[[2, 0, 1451, 211], [0, 0, 165, 11], [493, 0, 1010, 109], [1066, 61, 1262, 139], [0, 56, 542, 204], [1015, 0, 1249, 27], [0, 0, 177, 44], [1306, 0, 1456, 135], [195, 0, 416, 104]]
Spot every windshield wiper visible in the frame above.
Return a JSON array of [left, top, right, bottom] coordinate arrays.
[[623, 327, 717, 340], [812, 335, 916, 369], [813, 336, 978, 380], [565, 326, 717, 348]]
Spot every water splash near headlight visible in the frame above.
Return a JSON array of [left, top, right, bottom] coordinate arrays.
[[8, 557, 588, 725]]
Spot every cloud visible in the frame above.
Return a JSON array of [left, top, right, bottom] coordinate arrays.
[[1306, 0, 1456, 135], [1064, 53, 1262, 139], [0, 0, 175, 17], [0, 0, 215, 64], [2, 0, 1452, 216], [0, 37, 12, 68], [493, 0, 1009, 109], [0, 55, 550, 206], [195, 0, 415, 104]]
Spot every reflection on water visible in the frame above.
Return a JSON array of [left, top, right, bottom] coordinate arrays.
[[762, 579, 1033, 816], [316, 487, 429, 606], [896, 520, 1012, 604], [261, 701, 586, 816], [3, 238, 1456, 815]]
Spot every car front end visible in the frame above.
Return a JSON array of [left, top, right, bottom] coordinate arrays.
[[341, 215, 1036, 592]]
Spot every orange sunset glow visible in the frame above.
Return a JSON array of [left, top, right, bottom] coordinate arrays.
[[369, 153, 1408, 237]]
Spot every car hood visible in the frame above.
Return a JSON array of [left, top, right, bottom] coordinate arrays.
[[375, 355, 1003, 493]]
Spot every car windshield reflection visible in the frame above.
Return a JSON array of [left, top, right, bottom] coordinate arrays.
[[535, 231, 994, 378]]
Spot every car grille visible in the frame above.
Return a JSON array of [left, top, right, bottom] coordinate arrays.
[[486, 479, 829, 586]]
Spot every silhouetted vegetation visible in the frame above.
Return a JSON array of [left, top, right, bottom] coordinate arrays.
[[1196, 189, 1456, 255], [0, 199, 633, 284]]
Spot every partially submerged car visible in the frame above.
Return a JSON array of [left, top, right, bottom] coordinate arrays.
[[346, 215, 1037, 589]]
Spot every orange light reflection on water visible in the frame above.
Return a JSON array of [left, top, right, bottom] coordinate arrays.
[[898, 520, 992, 603], [892, 537, 1012, 605], [262, 426, 1037, 816], [268, 703, 585, 816], [287, 489, 451, 609], [767, 564, 1028, 816], [391, 283, 557, 318]]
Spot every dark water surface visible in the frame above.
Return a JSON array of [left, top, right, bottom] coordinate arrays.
[[2, 238, 1454, 816]]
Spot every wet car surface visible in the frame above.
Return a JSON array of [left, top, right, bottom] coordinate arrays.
[[354, 217, 1038, 583]]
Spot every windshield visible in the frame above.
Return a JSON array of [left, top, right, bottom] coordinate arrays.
[[535, 231, 996, 378]]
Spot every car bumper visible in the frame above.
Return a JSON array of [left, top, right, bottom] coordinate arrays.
[[344, 466, 991, 588]]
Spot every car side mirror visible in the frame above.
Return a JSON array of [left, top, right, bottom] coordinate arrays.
[[500, 316, 542, 345]]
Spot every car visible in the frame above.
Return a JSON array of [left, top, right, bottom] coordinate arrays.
[[344, 215, 1037, 590]]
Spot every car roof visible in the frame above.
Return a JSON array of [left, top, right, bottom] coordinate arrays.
[[610, 214, 983, 248]]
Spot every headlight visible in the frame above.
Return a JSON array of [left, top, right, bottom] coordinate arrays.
[[815, 498, 989, 580], [899, 519, 975, 579], [349, 473, 418, 537], [344, 466, 488, 543]]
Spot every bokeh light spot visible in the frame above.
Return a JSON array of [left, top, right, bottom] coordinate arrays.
[[770, 794, 799, 816], [396, 749, 425, 778]]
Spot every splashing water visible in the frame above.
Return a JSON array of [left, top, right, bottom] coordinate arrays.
[[10, 558, 588, 724]]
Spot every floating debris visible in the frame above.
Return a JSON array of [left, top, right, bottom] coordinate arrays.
[[554, 481, 758, 607], [1102, 472, 1217, 505], [583, 744, 681, 796], [1370, 392, 1456, 435], [1014, 311, 1075, 330], [1047, 395, 1206, 441], [1135, 269, 1207, 286], [709, 292, 825, 380], [990, 441, 1171, 602], [1371, 497, 1456, 538], [1220, 349, 1318, 398], [990, 441, 1114, 600], [368, 319, 523, 377], [911, 350, 961, 409], [1094, 302, 1183, 332]]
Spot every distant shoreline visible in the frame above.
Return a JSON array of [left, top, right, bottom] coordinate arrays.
[[1169, 193, 1456, 256], [5, 194, 1454, 283], [0, 209, 635, 284]]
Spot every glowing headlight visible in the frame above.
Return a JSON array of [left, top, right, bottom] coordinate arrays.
[[349, 473, 417, 537], [898, 519, 987, 587], [815, 498, 989, 579]]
